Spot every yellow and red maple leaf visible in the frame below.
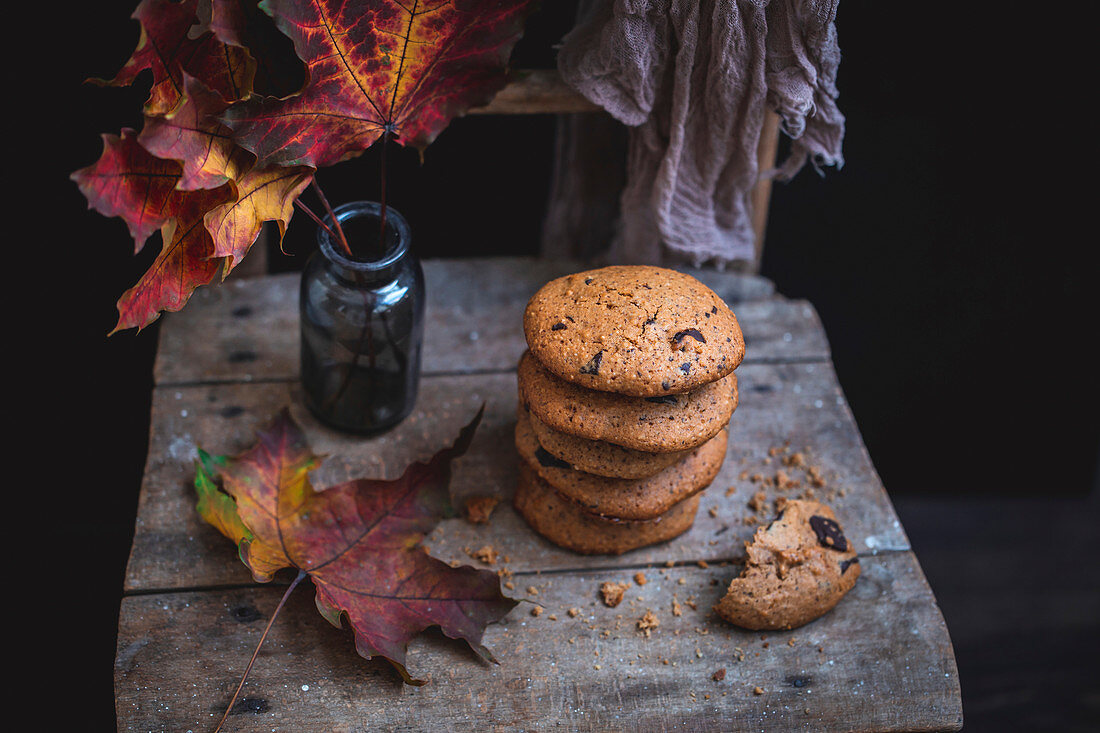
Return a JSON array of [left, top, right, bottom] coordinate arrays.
[[194, 406, 514, 684], [225, 0, 539, 168]]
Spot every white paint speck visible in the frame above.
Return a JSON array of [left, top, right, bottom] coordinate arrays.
[[301, 684, 309, 691], [168, 434, 197, 462]]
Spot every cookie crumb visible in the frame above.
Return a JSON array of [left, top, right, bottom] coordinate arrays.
[[568, 607, 580, 618], [783, 452, 806, 468], [753, 686, 764, 695], [775, 470, 798, 491], [748, 491, 767, 512], [637, 610, 660, 637], [713, 668, 726, 681], [634, 572, 648, 586], [708, 507, 719, 517], [600, 581, 629, 608], [468, 545, 497, 565], [672, 597, 683, 617], [526, 586, 539, 596], [697, 560, 709, 569], [463, 495, 500, 524], [530, 606, 542, 617]]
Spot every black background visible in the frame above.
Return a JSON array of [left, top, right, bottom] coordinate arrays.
[[17, 1, 1097, 730]]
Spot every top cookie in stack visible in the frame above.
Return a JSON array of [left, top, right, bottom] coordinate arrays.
[[523, 265, 745, 396], [514, 265, 745, 555]]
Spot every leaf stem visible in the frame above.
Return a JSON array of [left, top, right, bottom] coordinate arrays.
[[294, 199, 338, 241], [213, 570, 308, 733], [311, 178, 352, 258], [379, 131, 389, 246]]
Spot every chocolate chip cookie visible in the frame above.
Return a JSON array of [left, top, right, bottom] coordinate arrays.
[[526, 407, 693, 479], [714, 500, 860, 630], [518, 350, 738, 453], [515, 408, 727, 520], [523, 266, 745, 396], [513, 462, 702, 554]]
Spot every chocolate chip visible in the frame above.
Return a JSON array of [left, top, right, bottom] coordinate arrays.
[[661, 381, 670, 391], [535, 447, 572, 469], [680, 362, 691, 374], [646, 395, 679, 405], [672, 328, 707, 345], [809, 515, 849, 552], [711, 306, 718, 314], [579, 350, 603, 375], [840, 557, 859, 574], [551, 322, 567, 331], [584, 277, 594, 285]]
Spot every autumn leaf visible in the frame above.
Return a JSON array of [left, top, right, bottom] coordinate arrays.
[[137, 74, 248, 191], [224, 0, 539, 168], [93, 0, 256, 117], [113, 182, 236, 334], [192, 0, 306, 98], [71, 128, 184, 252], [137, 73, 315, 272], [194, 405, 514, 684]]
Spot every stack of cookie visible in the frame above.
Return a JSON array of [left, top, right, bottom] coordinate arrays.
[[513, 265, 745, 554]]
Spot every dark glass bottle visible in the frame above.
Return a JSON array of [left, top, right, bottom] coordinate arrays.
[[299, 201, 424, 433]]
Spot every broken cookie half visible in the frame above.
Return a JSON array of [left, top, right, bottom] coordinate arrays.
[[715, 499, 860, 630]]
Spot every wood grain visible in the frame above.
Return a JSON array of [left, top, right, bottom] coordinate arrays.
[[154, 259, 821, 386], [118, 257, 961, 731], [115, 553, 960, 732]]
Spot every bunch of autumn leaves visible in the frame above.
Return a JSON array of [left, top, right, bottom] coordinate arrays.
[[73, 0, 536, 333]]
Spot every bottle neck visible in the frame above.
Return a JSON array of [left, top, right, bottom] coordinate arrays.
[[318, 201, 411, 287]]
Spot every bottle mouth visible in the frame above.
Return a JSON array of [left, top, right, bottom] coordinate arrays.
[[318, 201, 411, 272]]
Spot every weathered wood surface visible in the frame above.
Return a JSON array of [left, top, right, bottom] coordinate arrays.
[[118, 257, 961, 731], [126, 364, 907, 591], [116, 554, 960, 733], [154, 259, 822, 386]]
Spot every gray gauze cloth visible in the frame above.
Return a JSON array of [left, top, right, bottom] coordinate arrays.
[[552, 0, 844, 267]]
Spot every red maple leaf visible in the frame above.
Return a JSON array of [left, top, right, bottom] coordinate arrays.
[[71, 128, 184, 252], [194, 405, 514, 685], [224, 0, 539, 168], [93, 0, 255, 116]]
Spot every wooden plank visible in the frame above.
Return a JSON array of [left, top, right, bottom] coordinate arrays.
[[153, 258, 824, 386], [124, 362, 906, 593], [468, 69, 601, 115], [114, 552, 961, 732], [751, 110, 781, 270]]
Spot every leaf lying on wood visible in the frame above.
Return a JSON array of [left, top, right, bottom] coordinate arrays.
[[194, 405, 514, 684]]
